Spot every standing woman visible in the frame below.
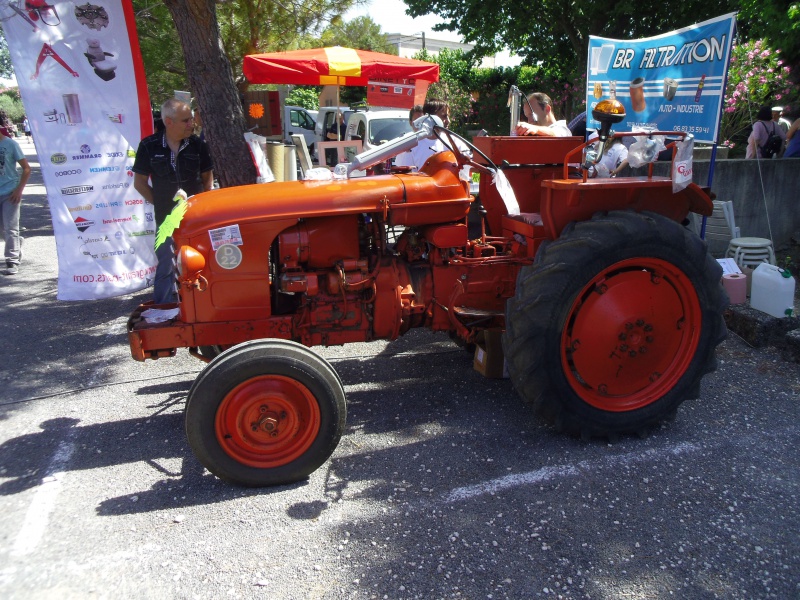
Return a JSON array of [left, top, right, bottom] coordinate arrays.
[[747, 105, 785, 158]]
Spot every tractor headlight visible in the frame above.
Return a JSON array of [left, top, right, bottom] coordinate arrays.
[[177, 245, 205, 280]]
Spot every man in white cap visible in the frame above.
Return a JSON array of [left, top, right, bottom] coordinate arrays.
[[772, 106, 791, 134]]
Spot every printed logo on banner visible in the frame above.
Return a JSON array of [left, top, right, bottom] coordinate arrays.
[[102, 215, 135, 224], [102, 182, 130, 189], [106, 151, 124, 158], [96, 201, 124, 208], [51, 153, 67, 165], [74, 217, 95, 232], [90, 166, 120, 173], [67, 204, 92, 213], [79, 235, 110, 244], [73, 144, 101, 160], [55, 169, 82, 177], [61, 185, 94, 195]]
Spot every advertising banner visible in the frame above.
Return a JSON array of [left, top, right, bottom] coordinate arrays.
[[586, 13, 737, 143], [1, 0, 153, 300]]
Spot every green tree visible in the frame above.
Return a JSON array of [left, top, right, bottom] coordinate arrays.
[[415, 48, 475, 135], [134, 0, 356, 99], [217, 0, 356, 90], [737, 0, 800, 75], [0, 31, 13, 80], [403, 0, 738, 81], [319, 15, 398, 54], [0, 89, 24, 123], [133, 0, 189, 102], [286, 86, 321, 110]]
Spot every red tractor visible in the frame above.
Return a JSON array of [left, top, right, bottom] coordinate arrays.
[[128, 102, 726, 486]]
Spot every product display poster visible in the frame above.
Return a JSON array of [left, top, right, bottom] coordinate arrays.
[[586, 13, 737, 144], [1, 0, 154, 300]]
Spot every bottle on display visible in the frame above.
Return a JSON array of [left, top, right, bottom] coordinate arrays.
[[694, 75, 706, 102]]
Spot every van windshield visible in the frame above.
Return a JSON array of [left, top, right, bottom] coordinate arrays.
[[368, 118, 412, 145]]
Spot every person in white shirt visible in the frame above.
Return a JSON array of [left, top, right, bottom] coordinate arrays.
[[515, 92, 572, 137], [394, 99, 471, 171], [588, 137, 629, 178]]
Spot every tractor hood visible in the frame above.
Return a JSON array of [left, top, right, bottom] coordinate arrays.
[[176, 153, 470, 238]]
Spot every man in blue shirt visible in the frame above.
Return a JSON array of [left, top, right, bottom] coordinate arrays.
[[0, 128, 31, 276]]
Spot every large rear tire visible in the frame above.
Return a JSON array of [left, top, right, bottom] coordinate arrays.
[[185, 340, 346, 486], [504, 211, 727, 438]]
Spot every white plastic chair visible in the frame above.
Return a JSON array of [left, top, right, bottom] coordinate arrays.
[[698, 200, 739, 257]]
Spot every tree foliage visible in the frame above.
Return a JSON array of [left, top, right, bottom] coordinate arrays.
[[286, 86, 321, 110], [134, 0, 356, 101], [319, 15, 398, 54], [133, 0, 189, 102], [403, 0, 738, 81], [737, 0, 800, 73], [217, 0, 355, 90], [0, 88, 24, 123], [0, 32, 13, 80]]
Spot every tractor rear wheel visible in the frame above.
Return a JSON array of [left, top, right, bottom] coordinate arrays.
[[185, 339, 346, 486], [504, 211, 727, 438]]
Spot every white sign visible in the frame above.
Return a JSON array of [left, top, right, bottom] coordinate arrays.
[[1, 0, 154, 300]]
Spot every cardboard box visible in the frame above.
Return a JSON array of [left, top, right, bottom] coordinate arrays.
[[473, 330, 508, 379]]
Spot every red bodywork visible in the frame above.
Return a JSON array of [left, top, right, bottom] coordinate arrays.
[[128, 136, 713, 362]]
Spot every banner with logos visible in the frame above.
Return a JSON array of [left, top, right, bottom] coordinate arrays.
[[1, 0, 153, 300], [586, 13, 737, 143]]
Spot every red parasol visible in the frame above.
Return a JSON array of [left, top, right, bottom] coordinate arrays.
[[243, 46, 439, 86]]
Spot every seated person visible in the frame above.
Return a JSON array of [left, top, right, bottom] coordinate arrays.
[[394, 99, 471, 171], [515, 92, 572, 137], [588, 136, 629, 178]]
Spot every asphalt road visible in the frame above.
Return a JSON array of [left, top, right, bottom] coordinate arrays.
[[1, 142, 799, 599]]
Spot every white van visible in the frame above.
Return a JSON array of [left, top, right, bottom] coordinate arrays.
[[315, 106, 350, 141], [344, 108, 412, 153], [284, 105, 317, 154]]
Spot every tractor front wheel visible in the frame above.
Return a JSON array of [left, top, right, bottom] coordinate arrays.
[[185, 339, 346, 486], [504, 211, 727, 438]]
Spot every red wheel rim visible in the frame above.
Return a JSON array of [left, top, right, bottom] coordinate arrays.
[[561, 258, 701, 412], [215, 375, 321, 468]]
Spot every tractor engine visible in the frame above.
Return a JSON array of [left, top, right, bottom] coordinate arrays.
[[273, 214, 433, 347]]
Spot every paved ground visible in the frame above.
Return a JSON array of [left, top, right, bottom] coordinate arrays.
[[1, 142, 799, 599]]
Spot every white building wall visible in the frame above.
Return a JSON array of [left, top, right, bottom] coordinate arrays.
[[386, 34, 498, 68]]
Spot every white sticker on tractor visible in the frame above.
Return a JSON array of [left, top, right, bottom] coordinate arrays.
[[215, 244, 243, 270], [208, 224, 243, 251]]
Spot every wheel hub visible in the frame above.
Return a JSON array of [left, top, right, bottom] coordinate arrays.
[[562, 258, 701, 411], [216, 375, 321, 468]]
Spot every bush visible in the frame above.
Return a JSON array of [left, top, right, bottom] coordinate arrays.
[[0, 88, 24, 123], [719, 39, 797, 157]]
